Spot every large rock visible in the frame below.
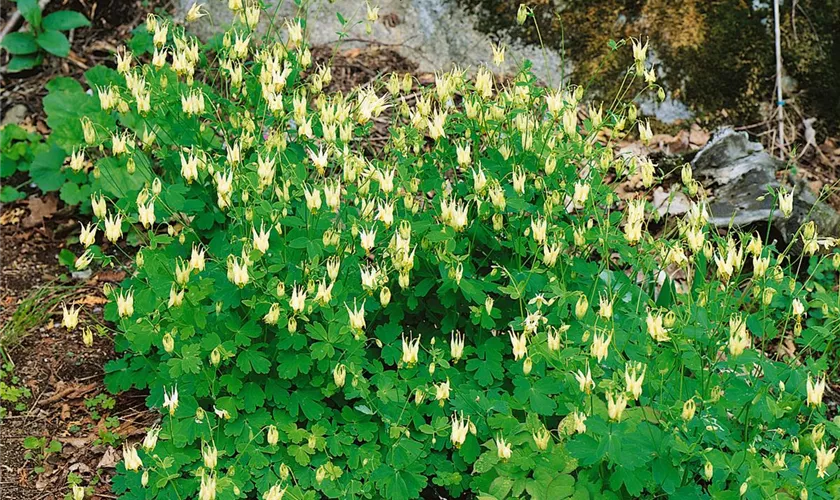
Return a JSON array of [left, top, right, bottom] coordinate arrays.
[[178, 0, 567, 80], [691, 128, 840, 243]]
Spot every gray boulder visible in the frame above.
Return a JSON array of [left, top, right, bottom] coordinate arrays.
[[691, 128, 840, 243]]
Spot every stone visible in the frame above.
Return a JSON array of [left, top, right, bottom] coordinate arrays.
[[692, 128, 780, 227], [1, 104, 28, 127], [691, 128, 840, 244], [177, 0, 567, 80]]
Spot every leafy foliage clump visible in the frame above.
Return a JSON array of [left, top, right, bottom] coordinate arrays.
[[44, 6, 840, 500]]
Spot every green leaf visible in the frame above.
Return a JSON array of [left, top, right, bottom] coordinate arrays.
[[29, 143, 66, 192], [42, 10, 90, 31], [59, 181, 90, 205], [7, 53, 43, 72], [0, 185, 25, 202], [17, 0, 42, 28], [1, 32, 38, 54], [36, 30, 70, 57], [236, 348, 271, 375], [472, 451, 499, 474], [525, 470, 574, 500]]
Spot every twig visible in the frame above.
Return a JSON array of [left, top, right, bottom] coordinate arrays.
[[773, 0, 785, 159]]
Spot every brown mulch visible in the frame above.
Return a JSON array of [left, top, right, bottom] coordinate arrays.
[[1, 2, 169, 498], [0, 199, 155, 500]]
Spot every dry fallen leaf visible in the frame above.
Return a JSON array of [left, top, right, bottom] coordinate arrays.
[[97, 446, 121, 468], [23, 196, 58, 228]]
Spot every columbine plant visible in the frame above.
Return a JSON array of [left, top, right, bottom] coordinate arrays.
[[45, 3, 840, 499]]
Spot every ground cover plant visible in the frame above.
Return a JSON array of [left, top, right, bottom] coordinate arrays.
[[41, 3, 840, 499]]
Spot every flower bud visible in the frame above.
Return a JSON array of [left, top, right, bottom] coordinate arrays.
[[82, 328, 94, 347], [380, 286, 391, 307], [210, 347, 221, 366], [162, 332, 175, 353], [523, 357, 532, 375], [575, 295, 588, 319], [267, 425, 279, 445]]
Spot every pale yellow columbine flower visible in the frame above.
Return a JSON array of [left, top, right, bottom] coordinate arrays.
[[495, 434, 512, 461], [703, 461, 713, 480], [646, 311, 671, 342], [598, 293, 613, 319], [806, 374, 826, 408], [509, 330, 528, 361], [792, 298, 805, 317], [314, 279, 334, 305], [401, 334, 421, 366], [90, 195, 107, 219], [681, 398, 696, 421], [79, 222, 96, 247], [198, 473, 216, 500], [574, 364, 594, 394], [607, 391, 627, 421], [491, 42, 505, 67], [532, 427, 550, 450], [252, 224, 271, 254], [632, 39, 648, 72], [62, 303, 80, 330], [624, 362, 646, 401], [591, 331, 611, 362], [530, 217, 547, 244], [815, 444, 837, 478], [778, 187, 794, 218], [116, 290, 134, 318], [326, 256, 341, 282], [346, 299, 366, 331], [435, 378, 451, 405], [572, 182, 590, 209], [572, 410, 587, 434], [728, 314, 750, 357], [168, 285, 184, 308], [230, 258, 249, 287], [263, 303, 280, 325], [122, 443, 143, 471], [472, 166, 487, 193], [138, 200, 155, 229], [202, 442, 218, 469], [450, 412, 470, 448], [264, 484, 286, 500], [162, 385, 178, 415], [190, 245, 206, 272], [359, 228, 376, 252], [450, 331, 465, 362], [75, 250, 94, 270], [328, 364, 346, 389], [638, 120, 653, 144], [303, 186, 322, 213], [289, 285, 307, 313], [575, 294, 589, 319]]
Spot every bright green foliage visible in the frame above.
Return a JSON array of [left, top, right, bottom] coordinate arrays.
[[0, 361, 31, 417], [1, 0, 90, 72], [43, 8, 840, 500], [0, 123, 46, 201]]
